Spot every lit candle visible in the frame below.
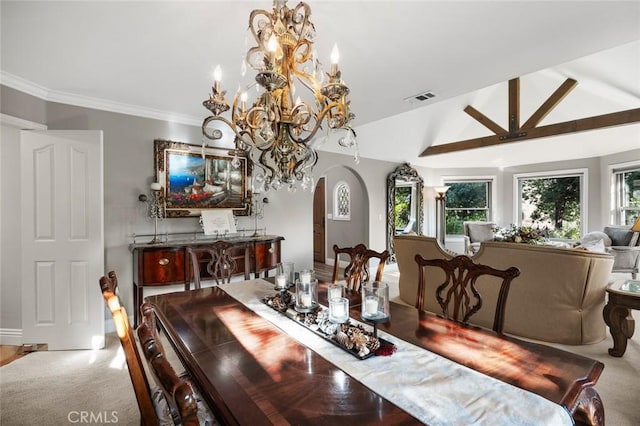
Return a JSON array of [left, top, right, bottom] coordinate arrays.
[[300, 292, 312, 308], [240, 91, 247, 114], [150, 182, 162, 191], [213, 65, 222, 92], [330, 43, 340, 74], [267, 33, 278, 67], [364, 296, 378, 316], [331, 302, 346, 318], [275, 274, 286, 289]]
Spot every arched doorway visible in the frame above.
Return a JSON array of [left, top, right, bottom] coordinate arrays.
[[312, 166, 369, 270]]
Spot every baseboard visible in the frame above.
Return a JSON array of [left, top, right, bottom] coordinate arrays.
[[0, 328, 23, 346], [325, 259, 350, 268], [1, 325, 116, 345]]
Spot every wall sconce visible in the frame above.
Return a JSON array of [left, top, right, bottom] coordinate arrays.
[[434, 186, 450, 245], [138, 182, 165, 244]]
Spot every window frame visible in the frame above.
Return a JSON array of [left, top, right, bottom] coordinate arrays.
[[332, 180, 351, 221], [609, 160, 640, 225], [513, 168, 588, 237], [442, 175, 496, 234]]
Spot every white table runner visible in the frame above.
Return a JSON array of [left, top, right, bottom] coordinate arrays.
[[222, 279, 572, 426]]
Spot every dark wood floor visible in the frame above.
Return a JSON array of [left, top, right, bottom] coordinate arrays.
[[314, 261, 341, 282]]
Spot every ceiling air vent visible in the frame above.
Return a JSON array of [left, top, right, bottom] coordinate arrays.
[[404, 90, 437, 104]]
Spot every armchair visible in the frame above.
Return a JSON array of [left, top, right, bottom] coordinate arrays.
[[603, 225, 640, 279], [581, 224, 640, 279], [462, 221, 496, 255]]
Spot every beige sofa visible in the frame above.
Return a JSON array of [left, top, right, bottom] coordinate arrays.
[[394, 235, 614, 344]]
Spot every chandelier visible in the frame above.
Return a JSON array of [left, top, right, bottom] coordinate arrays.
[[201, 0, 356, 192]]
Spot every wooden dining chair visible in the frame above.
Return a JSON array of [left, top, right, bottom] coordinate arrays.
[[414, 254, 520, 334], [99, 272, 158, 425], [187, 241, 251, 288], [332, 243, 390, 292], [137, 303, 217, 426]]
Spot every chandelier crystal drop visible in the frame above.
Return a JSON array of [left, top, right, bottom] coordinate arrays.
[[201, 0, 356, 192]]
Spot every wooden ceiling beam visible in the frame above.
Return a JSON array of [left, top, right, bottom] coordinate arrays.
[[509, 78, 520, 132], [420, 108, 640, 157], [522, 78, 578, 129], [464, 105, 507, 134]]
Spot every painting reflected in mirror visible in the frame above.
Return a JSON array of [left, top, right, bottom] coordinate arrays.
[[387, 163, 424, 262]]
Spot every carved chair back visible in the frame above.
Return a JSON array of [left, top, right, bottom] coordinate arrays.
[[414, 255, 520, 333], [99, 272, 158, 424], [332, 244, 390, 292], [187, 241, 251, 288], [137, 303, 202, 426]]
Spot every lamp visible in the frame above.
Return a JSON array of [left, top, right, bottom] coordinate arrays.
[[631, 216, 640, 232], [201, 0, 356, 193], [434, 186, 450, 245]]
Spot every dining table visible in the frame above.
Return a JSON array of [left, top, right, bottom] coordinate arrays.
[[145, 278, 604, 426]]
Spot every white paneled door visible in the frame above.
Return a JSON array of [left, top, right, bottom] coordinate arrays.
[[21, 131, 104, 350]]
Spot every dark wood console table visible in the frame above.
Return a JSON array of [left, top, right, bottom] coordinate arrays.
[[129, 235, 283, 326]]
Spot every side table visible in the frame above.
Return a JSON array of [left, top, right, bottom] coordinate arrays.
[[603, 279, 640, 357]]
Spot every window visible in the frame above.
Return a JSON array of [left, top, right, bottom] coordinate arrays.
[[514, 169, 586, 239], [612, 163, 640, 225], [443, 178, 494, 234], [333, 181, 350, 220]]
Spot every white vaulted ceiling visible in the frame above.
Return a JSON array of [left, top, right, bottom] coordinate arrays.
[[2, 1, 639, 168]]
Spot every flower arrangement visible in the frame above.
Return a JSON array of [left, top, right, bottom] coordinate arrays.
[[495, 224, 549, 244]]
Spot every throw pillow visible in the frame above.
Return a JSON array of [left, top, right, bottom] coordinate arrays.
[[630, 232, 640, 247], [604, 227, 633, 246], [468, 223, 494, 243], [575, 238, 606, 253], [580, 231, 612, 247]]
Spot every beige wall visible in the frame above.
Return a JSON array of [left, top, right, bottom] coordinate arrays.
[[0, 86, 397, 337], [1, 84, 638, 341]]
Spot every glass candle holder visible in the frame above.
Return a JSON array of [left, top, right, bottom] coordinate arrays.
[[276, 262, 295, 288], [361, 281, 390, 321], [299, 269, 314, 285], [328, 283, 343, 301], [275, 273, 287, 290], [282, 262, 295, 286], [295, 278, 318, 313], [329, 297, 349, 323]]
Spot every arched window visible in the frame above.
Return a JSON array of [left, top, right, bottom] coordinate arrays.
[[333, 181, 351, 221]]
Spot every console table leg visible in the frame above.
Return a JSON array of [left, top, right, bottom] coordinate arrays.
[[572, 386, 604, 426], [603, 302, 635, 357], [133, 284, 143, 328]]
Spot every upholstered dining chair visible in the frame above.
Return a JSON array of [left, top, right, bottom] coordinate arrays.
[[332, 244, 390, 292], [187, 241, 251, 289], [414, 255, 520, 334]]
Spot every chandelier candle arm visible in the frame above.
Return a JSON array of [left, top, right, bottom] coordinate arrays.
[[200, 0, 357, 192]]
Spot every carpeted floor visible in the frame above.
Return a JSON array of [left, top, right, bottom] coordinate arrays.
[[0, 334, 139, 426], [1, 271, 638, 425]]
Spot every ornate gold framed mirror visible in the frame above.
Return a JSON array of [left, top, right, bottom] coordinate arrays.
[[387, 163, 424, 262]]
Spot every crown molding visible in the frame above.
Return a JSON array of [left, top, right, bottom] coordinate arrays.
[[1, 71, 201, 127], [0, 113, 48, 130]]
